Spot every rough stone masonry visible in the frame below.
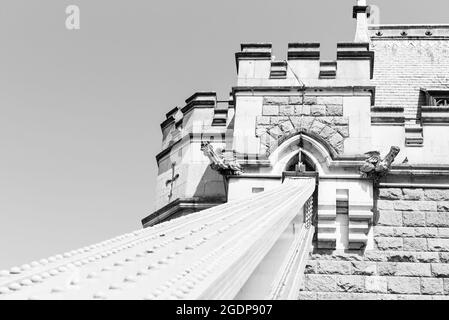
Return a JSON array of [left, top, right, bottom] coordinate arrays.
[[300, 188, 449, 300]]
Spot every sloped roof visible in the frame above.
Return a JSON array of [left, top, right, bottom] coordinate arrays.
[[370, 25, 449, 119]]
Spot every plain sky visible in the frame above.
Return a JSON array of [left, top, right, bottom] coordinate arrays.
[[1, 0, 448, 270]]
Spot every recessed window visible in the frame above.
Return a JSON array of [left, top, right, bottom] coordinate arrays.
[[252, 187, 265, 194], [423, 89, 449, 106]]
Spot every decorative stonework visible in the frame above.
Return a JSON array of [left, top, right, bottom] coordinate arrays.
[[360, 146, 400, 181], [201, 141, 243, 176], [256, 95, 348, 156]]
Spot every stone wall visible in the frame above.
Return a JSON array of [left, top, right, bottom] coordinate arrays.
[[299, 187, 449, 300], [255, 96, 349, 156]]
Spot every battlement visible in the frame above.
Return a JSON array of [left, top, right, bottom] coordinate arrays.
[[235, 42, 374, 82]]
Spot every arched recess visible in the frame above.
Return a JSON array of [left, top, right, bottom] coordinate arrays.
[[269, 132, 336, 175]]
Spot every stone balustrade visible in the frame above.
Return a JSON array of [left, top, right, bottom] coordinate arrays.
[[0, 178, 315, 300]]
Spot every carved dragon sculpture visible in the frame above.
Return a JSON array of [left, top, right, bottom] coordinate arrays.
[[360, 146, 400, 181], [201, 141, 243, 176]]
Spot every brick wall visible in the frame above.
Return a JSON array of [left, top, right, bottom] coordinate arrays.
[[372, 40, 449, 119], [299, 187, 449, 300]]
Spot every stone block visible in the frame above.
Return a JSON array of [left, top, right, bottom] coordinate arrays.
[[438, 202, 449, 212], [402, 212, 426, 227], [315, 292, 352, 300], [255, 126, 269, 137], [444, 279, 449, 294], [431, 263, 449, 277], [262, 105, 279, 116], [326, 105, 343, 116], [394, 201, 437, 212], [294, 105, 311, 115], [385, 252, 438, 263], [424, 190, 449, 201], [303, 96, 317, 105], [388, 277, 420, 294], [385, 252, 416, 263], [263, 96, 289, 105], [298, 117, 315, 130], [270, 116, 287, 125], [305, 274, 337, 292], [364, 251, 388, 262], [267, 126, 283, 140], [379, 188, 403, 200], [365, 276, 388, 293], [439, 228, 449, 238], [426, 212, 449, 227], [437, 201, 449, 212], [310, 251, 363, 262], [298, 291, 317, 300], [256, 116, 271, 125], [377, 211, 403, 226], [376, 237, 403, 251], [414, 227, 439, 238], [378, 262, 430, 276], [402, 189, 424, 200], [374, 226, 396, 237], [288, 96, 303, 105], [332, 117, 349, 126], [396, 263, 431, 277], [428, 239, 449, 252], [317, 96, 343, 105], [335, 125, 349, 138], [279, 105, 295, 115], [439, 253, 449, 263], [319, 125, 336, 140], [421, 278, 443, 295], [336, 275, 365, 293], [412, 252, 440, 263], [316, 261, 352, 275], [304, 261, 316, 274], [374, 226, 418, 238], [377, 200, 394, 211], [279, 121, 295, 134], [309, 120, 326, 135], [351, 262, 377, 275], [403, 238, 428, 252], [310, 105, 326, 116]]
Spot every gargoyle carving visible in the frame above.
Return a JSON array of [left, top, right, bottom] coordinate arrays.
[[360, 146, 400, 181], [201, 141, 243, 176]]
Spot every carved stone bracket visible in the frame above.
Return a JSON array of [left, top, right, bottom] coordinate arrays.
[[201, 141, 243, 176], [360, 146, 400, 182]]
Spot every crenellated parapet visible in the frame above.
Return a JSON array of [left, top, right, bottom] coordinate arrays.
[[149, 92, 236, 226], [235, 42, 375, 86]]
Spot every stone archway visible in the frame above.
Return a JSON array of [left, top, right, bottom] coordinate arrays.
[[257, 116, 349, 157]]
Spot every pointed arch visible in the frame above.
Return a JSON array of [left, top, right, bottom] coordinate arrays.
[[269, 132, 336, 175]]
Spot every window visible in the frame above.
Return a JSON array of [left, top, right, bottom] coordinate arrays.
[[252, 187, 265, 194], [423, 89, 449, 106]]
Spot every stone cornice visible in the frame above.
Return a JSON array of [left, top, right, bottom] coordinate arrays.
[[160, 115, 175, 130], [353, 5, 370, 19], [287, 43, 320, 60], [370, 24, 449, 40], [155, 132, 227, 162], [165, 106, 179, 119], [371, 106, 405, 125], [421, 106, 449, 124]]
